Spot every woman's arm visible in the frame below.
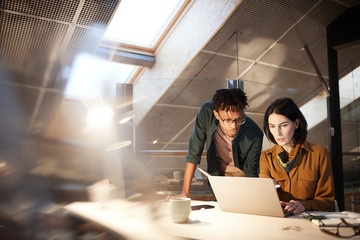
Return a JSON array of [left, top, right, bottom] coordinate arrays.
[[299, 146, 335, 211]]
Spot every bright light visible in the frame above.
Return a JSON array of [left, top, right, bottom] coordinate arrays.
[[118, 111, 135, 124], [104, 0, 183, 47], [119, 117, 132, 124], [65, 53, 136, 100], [152, 139, 158, 144], [86, 107, 114, 127]]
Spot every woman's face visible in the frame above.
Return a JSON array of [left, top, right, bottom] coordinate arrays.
[[268, 113, 299, 151]]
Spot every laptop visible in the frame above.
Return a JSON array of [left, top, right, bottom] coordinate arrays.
[[197, 167, 287, 218]]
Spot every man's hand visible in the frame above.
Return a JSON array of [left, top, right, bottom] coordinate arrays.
[[280, 200, 305, 214]]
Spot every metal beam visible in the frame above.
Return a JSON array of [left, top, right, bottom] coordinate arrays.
[[97, 46, 155, 68], [302, 45, 330, 96], [326, 45, 344, 211]]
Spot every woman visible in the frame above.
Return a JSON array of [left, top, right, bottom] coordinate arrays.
[[259, 98, 335, 214]]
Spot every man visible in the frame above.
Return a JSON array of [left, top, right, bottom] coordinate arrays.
[[181, 88, 263, 197]]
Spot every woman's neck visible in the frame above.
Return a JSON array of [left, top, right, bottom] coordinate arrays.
[[282, 145, 292, 154]]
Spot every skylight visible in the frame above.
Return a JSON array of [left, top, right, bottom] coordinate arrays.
[[65, 0, 187, 101], [104, 0, 185, 48]]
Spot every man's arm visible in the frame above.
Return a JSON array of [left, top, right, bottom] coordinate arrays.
[[243, 135, 263, 177], [182, 103, 212, 197], [181, 162, 197, 197]]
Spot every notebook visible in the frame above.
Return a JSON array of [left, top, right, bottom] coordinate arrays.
[[197, 167, 287, 218], [304, 211, 360, 227]]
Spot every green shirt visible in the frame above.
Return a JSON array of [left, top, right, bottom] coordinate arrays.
[[185, 102, 263, 177]]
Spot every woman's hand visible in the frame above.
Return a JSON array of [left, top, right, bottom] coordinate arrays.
[[280, 200, 305, 214]]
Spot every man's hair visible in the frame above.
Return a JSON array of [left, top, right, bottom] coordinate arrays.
[[211, 88, 249, 112], [263, 97, 308, 145]]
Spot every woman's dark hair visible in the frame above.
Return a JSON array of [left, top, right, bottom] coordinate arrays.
[[263, 98, 307, 145], [211, 88, 249, 112]]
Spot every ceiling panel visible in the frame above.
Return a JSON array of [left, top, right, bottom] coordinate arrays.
[[157, 78, 194, 105], [170, 78, 227, 107], [306, 0, 348, 26], [261, 0, 348, 75], [178, 51, 215, 79], [0, 12, 68, 87], [162, 55, 252, 106], [242, 80, 322, 113], [158, 49, 250, 106], [243, 63, 322, 90], [195, 54, 251, 79], [0, 0, 80, 22], [137, 105, 199, 149], [260, 21, 327, 75], [204, 0, 317, 59], [335, 0, 360, 7], [158, 51, 215, 104], [76, 0, 118, 27], [63, 26, 104, 63]]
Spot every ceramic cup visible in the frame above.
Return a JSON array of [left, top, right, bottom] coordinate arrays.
[[169, 197, 191, 223], [173, 170, 181, 180]]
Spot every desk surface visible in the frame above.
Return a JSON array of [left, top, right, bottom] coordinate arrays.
[[64, 200, 360, 240]]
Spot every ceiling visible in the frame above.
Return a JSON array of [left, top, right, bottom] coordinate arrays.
[[0, 0, 359, 184]]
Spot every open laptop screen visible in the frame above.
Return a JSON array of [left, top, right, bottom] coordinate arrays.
[[197, 167, 286, 218]]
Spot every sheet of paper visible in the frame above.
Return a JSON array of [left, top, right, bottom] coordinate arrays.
[[304, 211, 360, 227]]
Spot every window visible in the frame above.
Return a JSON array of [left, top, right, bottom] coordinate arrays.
[[103, 0, 188, 50], [65, 0, 188, 100]]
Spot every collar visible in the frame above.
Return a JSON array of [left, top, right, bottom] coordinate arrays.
[[269, 140, 311, 156], [301, 140, 311, 150]]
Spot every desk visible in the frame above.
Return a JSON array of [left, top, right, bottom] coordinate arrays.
[[64, 200, 359, 240]]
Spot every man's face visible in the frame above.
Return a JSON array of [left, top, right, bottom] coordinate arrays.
[[213, 109, 244, 138]]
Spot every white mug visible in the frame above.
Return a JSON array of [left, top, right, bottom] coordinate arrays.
[[173, 170, 181, 180], [169, 197, 191, 223]]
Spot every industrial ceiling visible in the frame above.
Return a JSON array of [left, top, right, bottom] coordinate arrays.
[[0, 0, 359, 187]]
